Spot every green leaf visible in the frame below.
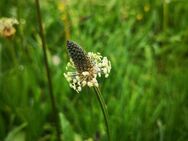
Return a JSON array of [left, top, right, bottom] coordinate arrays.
[[5, 123, 27, 141]]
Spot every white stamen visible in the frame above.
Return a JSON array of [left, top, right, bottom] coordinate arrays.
[[82, 71, 89, 76], [64, 52, 111, 92], [87, 82, 93, 87]]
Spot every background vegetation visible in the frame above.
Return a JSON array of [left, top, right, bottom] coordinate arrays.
[[0, 0, 188, 141]]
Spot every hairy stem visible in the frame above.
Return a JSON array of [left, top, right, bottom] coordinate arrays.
[[35, 0, 62, 140], [94, 87, 111, 141]]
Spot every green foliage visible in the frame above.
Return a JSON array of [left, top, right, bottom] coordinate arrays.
[[0, 0, 188, 141]]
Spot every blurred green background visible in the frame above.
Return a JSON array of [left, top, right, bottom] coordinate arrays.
[[0, 0, 188, 141]]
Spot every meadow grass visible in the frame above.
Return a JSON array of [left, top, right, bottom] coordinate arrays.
[[0, 0, 188, 141]]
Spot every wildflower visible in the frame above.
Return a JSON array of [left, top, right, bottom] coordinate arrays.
[[0, 17, 19, 37], [64, 40, 111, 93]]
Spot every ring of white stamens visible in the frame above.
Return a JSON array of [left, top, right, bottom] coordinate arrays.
[[64, 52, 111, 93]]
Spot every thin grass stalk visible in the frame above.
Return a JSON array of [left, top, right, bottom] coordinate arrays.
[[35, 0, 62, 140], [93, 87, 111, 141], [163, 0, 169, 31], [59, 1, 70, 40], [63, 3, 70, 41]]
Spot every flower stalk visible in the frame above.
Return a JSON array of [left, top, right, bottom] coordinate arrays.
[[35, 0, 62, 140], [64, 40, 111, 140], [94, 86, 111, 141]]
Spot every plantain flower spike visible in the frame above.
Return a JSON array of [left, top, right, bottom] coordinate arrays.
[[64, 40, 111, 93], [0, 17, 19, 37]]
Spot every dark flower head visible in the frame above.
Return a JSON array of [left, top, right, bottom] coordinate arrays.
[[66, 40, 92, 72]]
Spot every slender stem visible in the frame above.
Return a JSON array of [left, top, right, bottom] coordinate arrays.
[[163, 0, 168, 31], [35, 0, 62, 140], [62, 1, 70, 40], [93, 87, 111, 141]]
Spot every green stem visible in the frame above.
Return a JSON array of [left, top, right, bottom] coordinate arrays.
[[163, 0, 168, 31], [35, 0, 62, 140], [93, 87, 111, 141]]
